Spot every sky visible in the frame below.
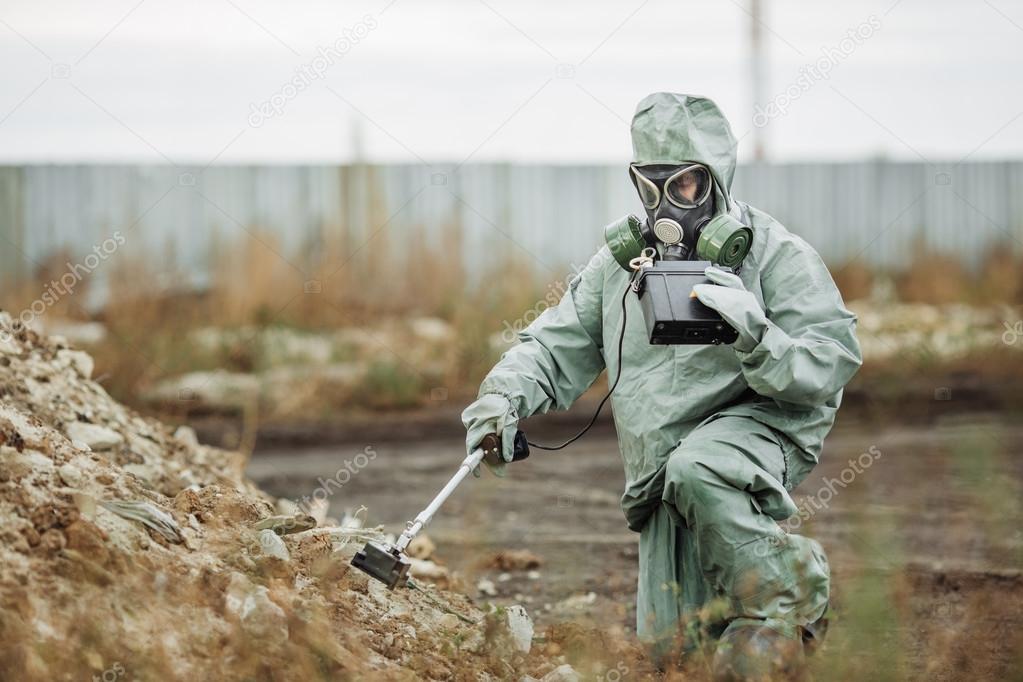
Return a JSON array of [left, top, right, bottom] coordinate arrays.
[[1, 0, 1022, 165]]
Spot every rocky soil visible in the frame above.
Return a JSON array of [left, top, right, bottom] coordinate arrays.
[[0, 313, 650, 681]]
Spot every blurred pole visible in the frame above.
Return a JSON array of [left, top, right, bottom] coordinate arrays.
[[750, 0, 767, 162], [350, 117, 366, 164]]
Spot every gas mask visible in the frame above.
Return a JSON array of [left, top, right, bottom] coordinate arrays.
[[631, 163, 715, 260], [605, 162, 753, 271]]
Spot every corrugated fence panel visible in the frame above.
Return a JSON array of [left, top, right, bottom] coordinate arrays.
[[3, 160, 1022, 307], [0, 167, 24, 282]]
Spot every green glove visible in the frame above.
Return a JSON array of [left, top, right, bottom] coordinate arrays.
[[692, 266, 769, 353], [461, 393, 518, 477]]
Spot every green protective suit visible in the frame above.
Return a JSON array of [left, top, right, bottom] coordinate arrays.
[[466, 93, 862, 662]]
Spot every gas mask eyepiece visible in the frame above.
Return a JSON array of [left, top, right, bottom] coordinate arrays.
[[631, 163, 713, 211], [607, 162, 752, 269]]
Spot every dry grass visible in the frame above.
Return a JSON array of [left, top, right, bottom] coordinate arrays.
[[3, 232, 1022, 419], [832, 258, 875, 302], [894, 243, 1023, 305], [1, 229, 557, 414], [831, 244, 1023, 305]]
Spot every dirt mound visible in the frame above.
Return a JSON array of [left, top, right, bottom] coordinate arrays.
[[0, 313, 616, 681]]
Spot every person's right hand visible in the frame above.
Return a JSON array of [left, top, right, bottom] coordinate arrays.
[[461, 394, 518, 477]]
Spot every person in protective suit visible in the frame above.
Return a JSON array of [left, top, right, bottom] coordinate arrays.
[[462, 92, 862, 678]]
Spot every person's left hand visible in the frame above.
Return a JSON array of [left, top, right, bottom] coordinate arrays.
[[692, 266, 769, 352]]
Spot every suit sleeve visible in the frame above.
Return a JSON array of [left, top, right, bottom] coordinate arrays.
[[737, 238, 863, 407], [478, 249, 609, 420]]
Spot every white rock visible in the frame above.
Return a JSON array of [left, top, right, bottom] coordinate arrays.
[[504, 604, 534, 654], [408, 557, 448, 580], [477, 578, 497, 597], [145, 370, 259, 410], [306, 497, 329, 526], [407, 533, 435, 559], [2, 447, 54, 478], [241, 588, 289, 642], [57, 349, 94, 378], [318, 362, 366, 385], [556, 592, 597, 611], [122, 464, 154, 484], [127, 433, 162, 461], [173, 425, 199, 448], [65, 422, 123, 451], [367, 579, 410, 616], [409, 317, 454, 343], [57, 462, 84, 488], [0, 319, 18, 354], [257, 529, 290, 561], [225, 572, 289, 643], [541, 665, 580, 682], [275, 498, 300, 516], [43, 320, 108, 346], [179, 527, 200, 550], [262, 327, 335, 365], [437, 613, 460, 630]]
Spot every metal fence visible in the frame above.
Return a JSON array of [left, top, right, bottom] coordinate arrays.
[[2, 160, 1021, 301]]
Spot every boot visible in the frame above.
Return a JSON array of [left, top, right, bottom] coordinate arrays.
[[712, 619, 807, 681], [801, 607, 829, 656]]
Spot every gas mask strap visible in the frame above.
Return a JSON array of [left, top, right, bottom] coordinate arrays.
[[628, 247, 656, 272]]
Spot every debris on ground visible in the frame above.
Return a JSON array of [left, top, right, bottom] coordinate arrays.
[[251, 513, 317, 536], [255, 528, 290, 560], [482, 548, 545, 571], [848, 299, 1023, 362], [478, 577, 499, 597], [549, 592, 600, 616], [136, 319, 456, 415], [498, 605, 534, 654], [408, 557, 451, 583], [100, 499, 184, 543], [528, 664, 581, 682], [1, 312, 606, 681], [407, 532, 437, 560]]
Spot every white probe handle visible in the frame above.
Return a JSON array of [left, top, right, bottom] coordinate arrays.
[[394, 448, 486, 552]]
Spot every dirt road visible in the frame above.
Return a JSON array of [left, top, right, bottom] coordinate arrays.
[[248, 412, 1023, 680]]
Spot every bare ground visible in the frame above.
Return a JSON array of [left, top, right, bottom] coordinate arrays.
[[249, 411, 1023, 681]]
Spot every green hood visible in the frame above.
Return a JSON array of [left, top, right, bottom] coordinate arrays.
[[630, 93, 738, 210]]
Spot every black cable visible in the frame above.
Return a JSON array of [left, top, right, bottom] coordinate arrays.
[[527, 273, 636, 451]]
